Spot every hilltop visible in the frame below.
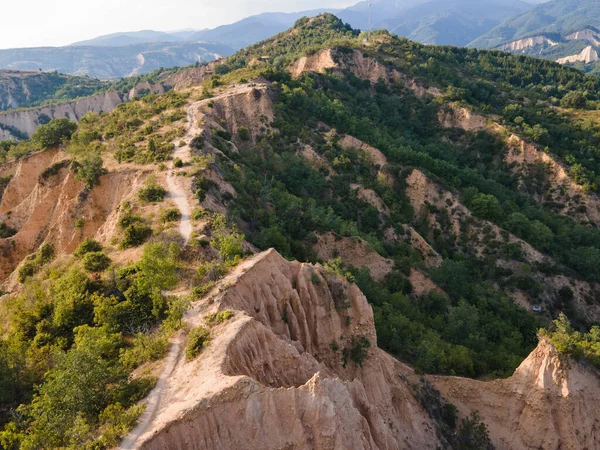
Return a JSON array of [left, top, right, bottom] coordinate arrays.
[[2, 13, 600, 449]]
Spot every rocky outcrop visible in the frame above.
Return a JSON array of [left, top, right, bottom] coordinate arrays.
[[439, 104, 600, 227], [432, 338, 600, 450], [498, 36, 558, 52], [196, 82, 274, 145], [350, 184, 390, 215], [0, 149, 150, 284], [339, 135, 388, 169], [289, 49, 337, 79], [163, 61, 219, 91], [438, 104, 489, 132], [565, 29, 600, 46], [409, 268, 444, 296], [288, 48, 441, 98], [0, 91, 124, 139], [505, 133, 600, 226], [130, 249, 440, 449], [557, 45, 600, 64], [127, 82, 165, 100]]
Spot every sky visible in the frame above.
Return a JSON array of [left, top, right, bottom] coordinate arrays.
[[0, 0, 358, 49]]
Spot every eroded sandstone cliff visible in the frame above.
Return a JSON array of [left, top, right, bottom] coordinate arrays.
[[127, 249, 441, 450]]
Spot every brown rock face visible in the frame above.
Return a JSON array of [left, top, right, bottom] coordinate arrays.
[[0, 91, 124, 139], [0, 150, 150, 284], [432, 338, 600, 450], [131, 249, 439, 450]]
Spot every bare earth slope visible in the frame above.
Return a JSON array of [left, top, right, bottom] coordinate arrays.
[[0, 150, 150, 284], [124, 249, 440, 450], [432, 338, 600, 450]]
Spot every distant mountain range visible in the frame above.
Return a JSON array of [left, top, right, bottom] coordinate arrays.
[[337, 0, 535, 46], [73, 1, 540, 50], [0, 0, 587, 81], [0, 41, 232, 79], [71, 10, 340, 51], [471, 0, 600, 73]]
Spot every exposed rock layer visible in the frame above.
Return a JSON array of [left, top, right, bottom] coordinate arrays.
[[432, 339, 600, 450], [133, 249, 440, 450]]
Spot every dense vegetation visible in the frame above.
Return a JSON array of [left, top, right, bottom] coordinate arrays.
[[5, 13, 600, 447], [0, 242, 185, 448], [196, 15, 600, 376], [0, 71, 108, 111], [471, 0, 600, 49], [541, 313, 600, 368]]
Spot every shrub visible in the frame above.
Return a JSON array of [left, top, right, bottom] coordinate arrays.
[[455, 411, 494, 450], [560, 91, 587, 109], [206, 310, 234, 325], [74, 238, 103, 258], [31, 118, 77, 149], [119, 332, 169, 370], [38, 243, 55, 264], [71, 154, 106, 189], [342, 336, 371, 368], [160, 208, 182, 223], [238, 126, 250, 141], [18, 261, 38, 283], [324, 257, 355, 283], [185, 326, 210, 360], [121, 223, 153, 248], [191, 208, 206, 221], [17, 244, 55, 282], [0, 222, 16, 238], [173, 158, 183, 168], [82, 252, 111, 273], [138, 178, 167, 203], [39, 160, 71, 181]]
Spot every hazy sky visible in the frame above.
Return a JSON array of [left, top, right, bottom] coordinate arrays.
[[0, 0, 356, 49]]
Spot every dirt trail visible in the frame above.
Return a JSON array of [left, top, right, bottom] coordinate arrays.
[[120, 103, 202, 449], [165, 105, 199, 245], [119, 333, 184, 450]]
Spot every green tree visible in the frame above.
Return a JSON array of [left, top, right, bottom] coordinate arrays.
[[31, 118, 77, 149], [82, 252, 111, 273], [19, 326, 125, 449], [560, 91, 587, 109], [469, 193, 501, 221], [136, 242, 179, 291], [71, 153, 106, 189]]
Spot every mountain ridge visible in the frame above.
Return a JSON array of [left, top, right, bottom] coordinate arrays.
[[3, 13, 600, 449]]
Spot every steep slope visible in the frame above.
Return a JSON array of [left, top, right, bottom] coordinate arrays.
[[432, 338, 600, 450], [0, 70, 107, 111], [0, 149, 151, 283], [123, 249, 441, 450], [471, 0, 600, 48], [5, 14, 600, 449], [470, 0, 600, 72], [0, 90, 124, 138]]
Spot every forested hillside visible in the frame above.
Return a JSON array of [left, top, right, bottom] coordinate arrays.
[[471, 0, 600, 74], [0, 70, 108, 111], [2, 13, 600, 449]]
